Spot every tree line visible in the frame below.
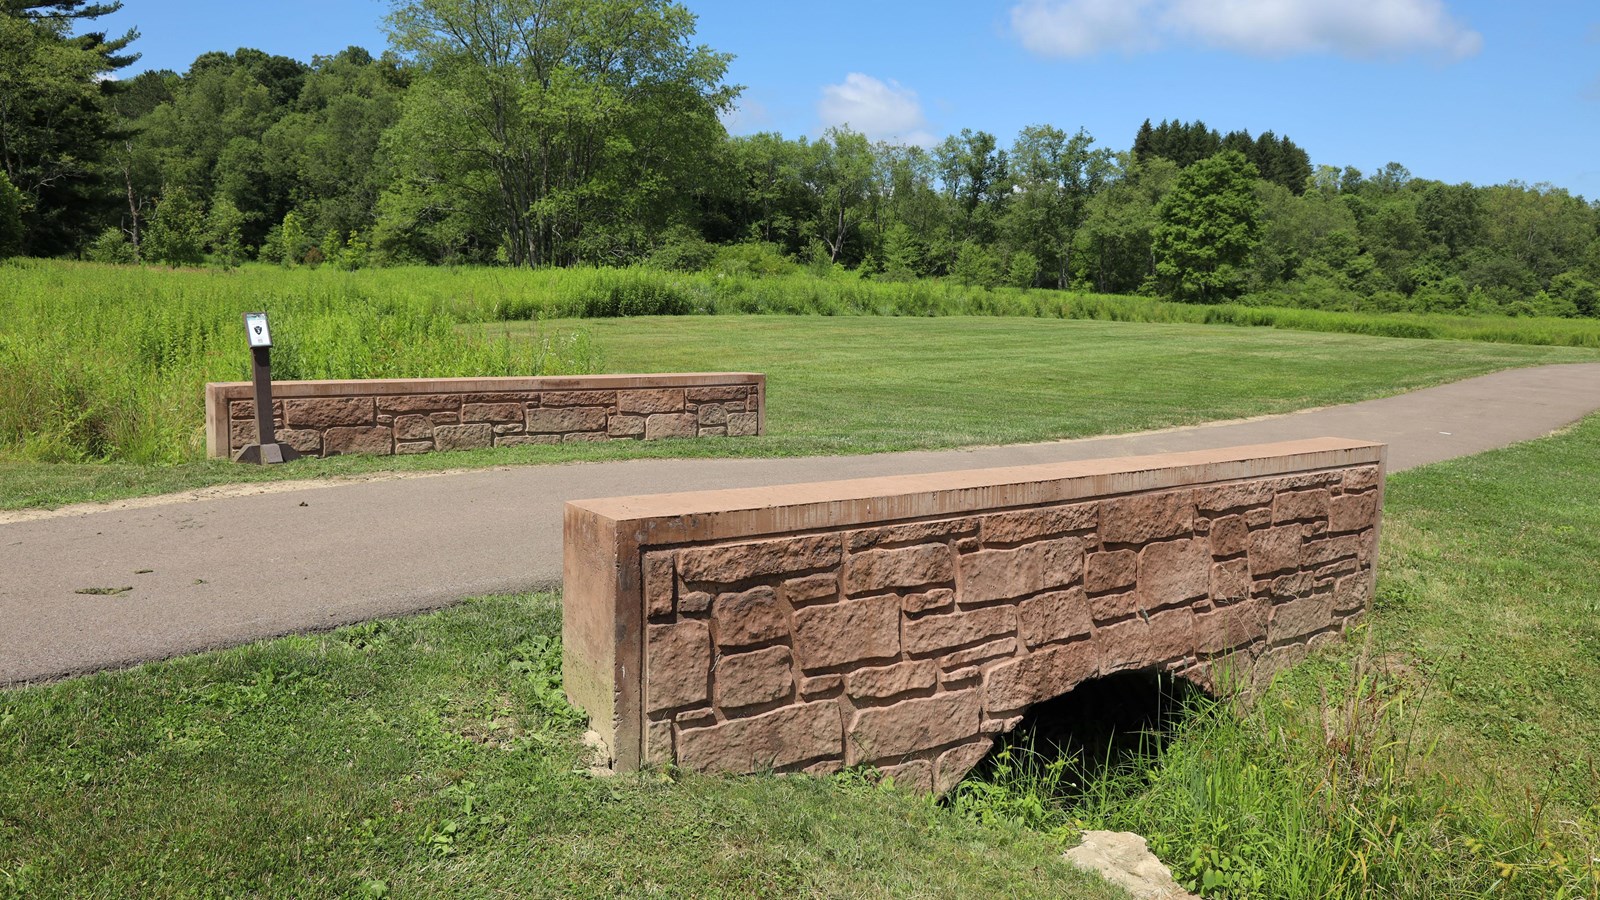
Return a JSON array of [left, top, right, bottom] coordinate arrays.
[[3, 0, 1599, 317]]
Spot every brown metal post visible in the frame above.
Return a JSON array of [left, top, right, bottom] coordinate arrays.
[[252, 345, 276, 448]]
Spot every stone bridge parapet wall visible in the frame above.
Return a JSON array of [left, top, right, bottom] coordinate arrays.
[[563, 438, 1384, 792], [205, 373, 764, 459]]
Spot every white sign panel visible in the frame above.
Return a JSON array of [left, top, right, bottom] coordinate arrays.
[[245, 312, 272, 348]]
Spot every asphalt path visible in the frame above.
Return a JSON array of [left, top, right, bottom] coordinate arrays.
[[4, 362, 1598, 685]]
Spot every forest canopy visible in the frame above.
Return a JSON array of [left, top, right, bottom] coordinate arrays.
[[2, 0, 1598, 318]]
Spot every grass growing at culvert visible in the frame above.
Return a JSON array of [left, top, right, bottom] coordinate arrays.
[[6, 308, 1600, 511], [950, 414, 1600, 898], [0, 595, 1126, 899]]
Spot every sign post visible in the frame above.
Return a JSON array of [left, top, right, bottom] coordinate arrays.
[[234, 312, 301, 464]]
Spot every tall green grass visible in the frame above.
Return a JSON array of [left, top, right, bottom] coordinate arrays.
[[6, 258, 1600, 465], [951, 662, 1598, 898], [0, 261, 598, 464]]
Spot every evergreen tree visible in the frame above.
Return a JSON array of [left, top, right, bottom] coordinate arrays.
[[0, 168, 22, 257], [0, 0, 139, 253]]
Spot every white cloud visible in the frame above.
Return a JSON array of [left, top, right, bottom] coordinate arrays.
[[1011, 0, 1159, 58], [720, 97, 770, 134], [1012, 0, 1482, 61], [817, 73, 936, 146]]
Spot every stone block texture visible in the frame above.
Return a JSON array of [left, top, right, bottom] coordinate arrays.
[[563, 438, 1386, 791], [206, 374, 764, 459]]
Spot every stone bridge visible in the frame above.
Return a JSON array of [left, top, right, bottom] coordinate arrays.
[[563, 438, 1384, 792]]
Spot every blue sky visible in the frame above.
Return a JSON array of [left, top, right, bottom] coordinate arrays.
[[103, 1, 1599, 196]]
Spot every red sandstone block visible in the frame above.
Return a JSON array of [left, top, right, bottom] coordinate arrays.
[[541, 390, 615, 407], [1271, 571, 1314, 601], [1097, 607, 1196, 673], [461, 402, 524, 424], [271, 428, 319, 455], [1249, 525, 1302, 576], [377, 394, 460, 414], [984, 642, 1097, 713], [677, 535, 842, 585], [800, 674, 843, 698], [1210, 559, 1252, 603], [396, 441, 433, 455], [880, 759, 933, 792], [528, 407, 607, 434], [1269, 595, 1334, 644], [1274, 489, 1331, 524], [940, 637, 1018, 670], [619, 389, 686, 415], [1101, 491, 1196, 544], [781, 573, 838, 606], [1018, 588, 1091, 648], [645, 413, 698, 440], [643, 552, 675, 618], [1329, 492, 1378, 533], [902, 588, 955, 614], [727, 413, 759, 436], [1209, 515, 1249, 557], [1274, 471, 1343, 491], [844, 544, 955, 596], [903, 605, 1016, 657], [430, 411, 460, 425], [678, 591, 711, 615], [792, 595, 899, 669], [1343, 466, 1381, 493], [461, 392, 532, 405], [715, 645, 794, 710], [846, 689, 981, 763], [1085, 549, 1137, 594], [846, 659, 937, 701], [936, 740, 994, 793], [1138, 539, 1211, 610], [961, 537, 1084, 604], [646, 620, 711, 713], [564, 433, 608, 443], [697, 405, 728, 426], [394, 415, 433, 441], [1195, 597, 1270, 656], [1303, 533, 1362, 568], [847, 519, 974, 553], [1196, 481, 1275, 514], [434, 424, 494, 451], [677, 702, 842, 773], [283, 397, 374, 428], [494, 434, 559, 447], [323, 426, 392, 456], [608, 415, 646, 438], [1090, 590, 1139, 623], [711, 586, 788, 649], [1334, 572, 1374, 613], [980, 503, 1096, 545], [687, 385, 750, 403], [646, 719, 673, 767]]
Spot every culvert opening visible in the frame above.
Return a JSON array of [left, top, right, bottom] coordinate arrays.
[[950, 670, 1213, 809]]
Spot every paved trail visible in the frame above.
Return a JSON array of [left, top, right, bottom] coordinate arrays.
[[4, 363, 1599, 685]]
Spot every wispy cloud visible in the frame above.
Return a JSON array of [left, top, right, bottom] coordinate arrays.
[[1012, 0, 1482, 61], [817, 73, 937, 146]]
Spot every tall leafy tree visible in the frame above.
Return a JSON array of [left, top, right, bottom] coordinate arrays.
[[382, 0, 736, 266], [1152, 150, 1260, 302], [1005, 125, 1111, 288], [0, 0, 137, 253]]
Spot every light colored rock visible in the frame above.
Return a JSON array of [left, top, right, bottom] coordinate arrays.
[[1063, 831, 1199, 900]]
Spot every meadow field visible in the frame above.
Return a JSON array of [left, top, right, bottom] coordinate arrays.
[[4, 412, 1597, 898], [4, 260, 1600, 511]]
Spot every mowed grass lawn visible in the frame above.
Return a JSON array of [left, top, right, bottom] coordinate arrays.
[[5, 315, 1597, 511], [3, 414, 1599, 897]]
